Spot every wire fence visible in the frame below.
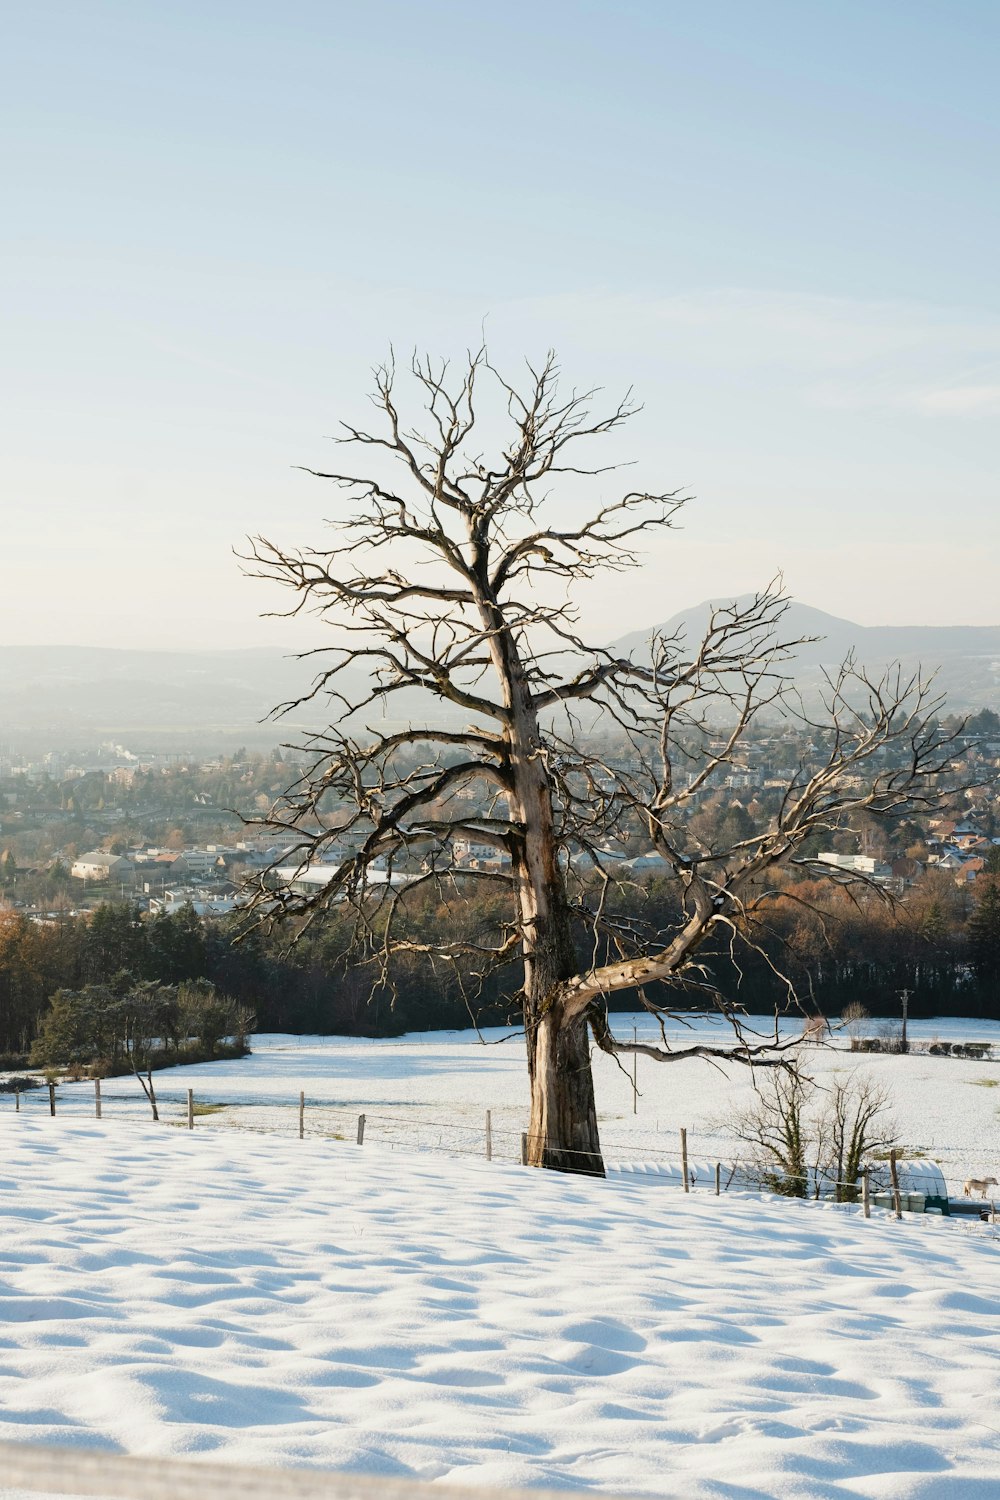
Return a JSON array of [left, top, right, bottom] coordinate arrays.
[[7, 1073, 998, 1218]]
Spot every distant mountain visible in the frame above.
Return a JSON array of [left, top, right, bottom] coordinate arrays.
[[610, 600, 1000, 711], [2, 602, 999, 753], [0, 643, 481, 754]]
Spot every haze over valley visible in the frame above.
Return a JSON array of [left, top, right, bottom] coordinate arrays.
[[3, 600, 998, 753]]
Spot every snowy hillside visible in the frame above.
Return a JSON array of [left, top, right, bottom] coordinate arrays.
[[3, 1115, 1000, 1499]]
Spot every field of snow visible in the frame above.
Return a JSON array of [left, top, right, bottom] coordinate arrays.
[[12, 1013, 1000, 1192], [3, 1115, 1000, 1499]]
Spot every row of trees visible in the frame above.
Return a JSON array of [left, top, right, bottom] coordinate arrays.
[[0, 897, 503, 1060], [3, 857, 1000, 1059], [29, 978, 253, 1094], [3, 864, 999, 1066]]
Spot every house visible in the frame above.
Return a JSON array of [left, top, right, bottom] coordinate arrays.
[[454, 839, 510, 870], [724, 769, 761, 791], [624, 852, 669, 875], [951, 833, 991, 854], [171, 849, 219, 878], [927, 849, 987, 884], [70, 851, 135, 883]]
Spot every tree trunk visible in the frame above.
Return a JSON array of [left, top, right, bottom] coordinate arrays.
[[510, 781, 605, 1175], [527, 1005, 603, 1174], [477, 579, 605, 1175]]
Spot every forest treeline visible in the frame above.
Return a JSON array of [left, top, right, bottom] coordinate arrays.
[[2, 866, 999, 1063]]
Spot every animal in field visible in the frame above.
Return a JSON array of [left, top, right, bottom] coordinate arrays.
[[963, 1176, 998, 1197]]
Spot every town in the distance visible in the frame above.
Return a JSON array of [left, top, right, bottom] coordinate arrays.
[[3, 696, 1000, 1057]]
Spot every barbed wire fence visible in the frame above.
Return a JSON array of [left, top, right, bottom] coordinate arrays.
[[6, 1074, 999, 1228]]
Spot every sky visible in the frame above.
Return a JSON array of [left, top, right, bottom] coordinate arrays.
[[2, 0, 998, 649]]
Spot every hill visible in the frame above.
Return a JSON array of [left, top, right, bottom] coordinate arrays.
[[611, 599, 1000, 710], [0, 645, 408, 752], [2, 601, 999, 752]]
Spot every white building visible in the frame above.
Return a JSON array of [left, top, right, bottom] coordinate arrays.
[[70, 851, 135, 883], [815, 853, 893, 881]]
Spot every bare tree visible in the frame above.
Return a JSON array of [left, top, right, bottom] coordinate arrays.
[[823, 1073, 897, 1203], [241, 348, 957, 1174], [122, 982, 176, 1122], [841, 1000, 870, 1048], [730, 1071, 811, 1196], [729, 1069, 896, 1200]]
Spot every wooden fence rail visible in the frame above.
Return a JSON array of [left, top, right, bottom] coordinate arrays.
[[0, 1439, 650, 1500]]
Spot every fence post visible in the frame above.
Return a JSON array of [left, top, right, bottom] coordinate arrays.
[[357, 1113, 366, 1146], [298, 1091, 305, 1140], [187, 1089, 194, 1130], [48, 1082, 56, 1117], [889, 1148, 902, 1220], [520, 1131, 528, 1166], [862, 1166, 870, 1219], [95, 1079, 102, 1120], [715, 1161, 721, 1196], [15, 1090, 19, 1112], [681, 1127, 689, 1192], [485, 1110, 492, 1161]]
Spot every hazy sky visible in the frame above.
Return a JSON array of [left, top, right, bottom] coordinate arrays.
[[3, 1, 998, 649]]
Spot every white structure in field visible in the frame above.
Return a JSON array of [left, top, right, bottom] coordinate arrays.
[[816, 853, 892, 880], [268, 863, 404, 897]]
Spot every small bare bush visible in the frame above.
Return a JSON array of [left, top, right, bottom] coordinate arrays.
[[821, 1075, 898, 1202], [730, 1071, 897, 1201], [841, 1001, 870, 1050], [730, 1073, 811, 1197]]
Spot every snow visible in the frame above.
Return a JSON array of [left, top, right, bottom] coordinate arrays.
[[14, 1013, 1000, 1191], [5, 1017, 1000, 1497], [2, 1117, 1000, 1498]]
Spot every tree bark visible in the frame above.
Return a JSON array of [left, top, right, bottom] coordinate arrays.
[[526, 1005, 603, 1174], [477, 578, 605, 1174]]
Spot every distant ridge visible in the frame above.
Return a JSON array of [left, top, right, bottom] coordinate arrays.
[[0, 646, 340, 752], [2, 602, 998, 751], [609, 599, 1000, 711], [0, 645, 451, 752]]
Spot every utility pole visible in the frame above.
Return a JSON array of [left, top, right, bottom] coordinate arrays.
[[632, 1025, 638, 1115], [898, 988, 911, 1054]]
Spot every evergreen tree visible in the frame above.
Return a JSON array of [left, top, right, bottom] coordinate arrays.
[[968, 881, 1000, 1002]]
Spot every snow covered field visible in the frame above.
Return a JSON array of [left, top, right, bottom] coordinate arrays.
[[5, 1019, 1000, 1496], [12, 1014, 1000, 1191], [3, 1115, 1000, 1499]]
